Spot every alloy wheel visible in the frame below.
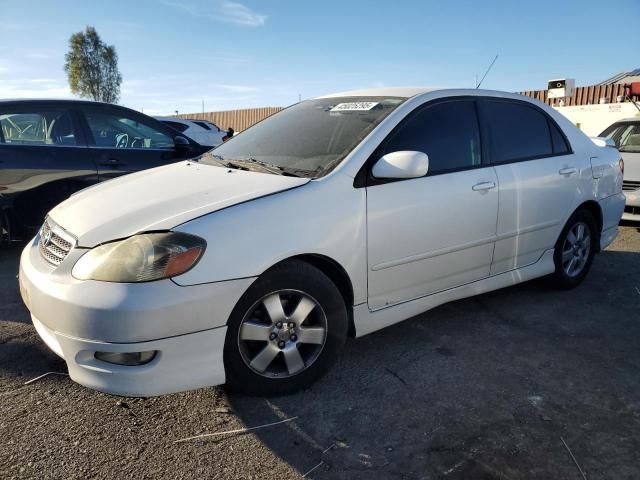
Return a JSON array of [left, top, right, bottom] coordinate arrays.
[[237, 289, 328, 378], [561, 221, 591, 278]]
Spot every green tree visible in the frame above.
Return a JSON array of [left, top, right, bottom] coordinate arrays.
[[64, 26, 122, 103]]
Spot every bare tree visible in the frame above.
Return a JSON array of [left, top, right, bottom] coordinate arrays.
[[64, 26, 122, 103]]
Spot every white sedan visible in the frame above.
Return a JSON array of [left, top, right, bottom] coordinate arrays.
[[19, 88, 625, 397]]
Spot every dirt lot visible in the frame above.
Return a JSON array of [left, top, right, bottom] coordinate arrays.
[[1, 226, 639, 479]]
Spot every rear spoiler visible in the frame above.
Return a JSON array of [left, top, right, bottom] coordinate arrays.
[[590, 137, 617, 148]]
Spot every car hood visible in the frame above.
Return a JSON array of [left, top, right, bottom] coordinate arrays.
[[49, 161, 309, 247]]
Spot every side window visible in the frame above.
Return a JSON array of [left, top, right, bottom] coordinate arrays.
[[0, 110, 77, 146], [482, 100, 552, 163], [162, 120, 189, 133], [383, 100, 482, 174], [549, 120, 570, 154], [84, 109, 175, 150]]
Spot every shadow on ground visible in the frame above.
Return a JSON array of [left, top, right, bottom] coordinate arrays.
[[228, 249, 640, 479]]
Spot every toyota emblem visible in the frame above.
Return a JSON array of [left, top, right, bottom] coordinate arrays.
[[42, 229, 52, 247]]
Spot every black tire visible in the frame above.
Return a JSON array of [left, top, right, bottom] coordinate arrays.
[[0, 209, 10, 247], [550, 209, 598, 289], [224, 259, 348, 396]]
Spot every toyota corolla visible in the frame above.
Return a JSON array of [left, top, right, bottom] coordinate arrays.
[[19, 88, 625, 396]]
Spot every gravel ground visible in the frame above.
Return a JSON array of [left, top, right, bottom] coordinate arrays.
[[1, 225, 639, 479]]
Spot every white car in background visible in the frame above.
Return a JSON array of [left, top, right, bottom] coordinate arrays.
[[19, 88, 624, 397], [600, 118, 640, 221], [155, 116, 225, 147]]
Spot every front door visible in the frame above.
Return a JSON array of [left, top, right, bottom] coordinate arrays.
[[78, 106, 181, 181], [366, 99, 499, 310]]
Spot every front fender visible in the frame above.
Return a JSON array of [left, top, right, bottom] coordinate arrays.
[[172, 174, 368, 305]]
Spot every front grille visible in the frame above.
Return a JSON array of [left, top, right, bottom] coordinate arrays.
[[622, 180, 640, 191], [38, 218, 76, 266]]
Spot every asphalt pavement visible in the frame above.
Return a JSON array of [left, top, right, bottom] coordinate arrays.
[[1, 226, 639, 479]]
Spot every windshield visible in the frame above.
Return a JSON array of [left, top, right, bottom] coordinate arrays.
[[601, 122, 640, 153], [199, 96, 406, 177]]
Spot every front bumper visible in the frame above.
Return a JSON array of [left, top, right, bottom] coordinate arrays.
[[19, 237, 256, 396], [622, 189, 640, 221], [31, 314, 227, 396]]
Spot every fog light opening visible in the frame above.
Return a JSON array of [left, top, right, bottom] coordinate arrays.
[[94, 350, 157, 366]]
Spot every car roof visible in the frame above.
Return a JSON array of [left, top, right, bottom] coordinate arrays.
[[154, 116, 190, 123], [0, 98, 115, 107], [316, 87, 536, 102], [610, 117, 640, 124], [318, 87, 437, 99]]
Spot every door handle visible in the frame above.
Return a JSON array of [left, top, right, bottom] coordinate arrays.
[[99, 157, 126, 167], [559, 166, 577, 176], [472, 181, 496, 192]]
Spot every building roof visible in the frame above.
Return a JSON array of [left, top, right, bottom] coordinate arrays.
[[599, 68, 640, 85]]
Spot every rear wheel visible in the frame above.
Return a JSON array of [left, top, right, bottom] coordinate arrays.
[[224, 260, 348, 396], [551, 209, 598, 289]]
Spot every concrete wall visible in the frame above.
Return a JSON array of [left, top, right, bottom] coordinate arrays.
[[553, 102, 640, 136]]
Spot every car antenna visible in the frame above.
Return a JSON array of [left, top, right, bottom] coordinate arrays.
[[476, 54, 499, 89]]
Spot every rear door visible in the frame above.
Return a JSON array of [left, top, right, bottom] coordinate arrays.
[[478, 98, 581, 274], [0, 103, 97, 230], [365, 98, 499, 310], [78, 105, 183, 181]]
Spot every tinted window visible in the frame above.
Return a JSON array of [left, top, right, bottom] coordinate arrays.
[[162, 120, 189, 133], [84, 109, 174, 149], [383, 100, 481, 174], [483, 101, 552, 163], [0, 109, 76, 146], [549, 120, 570, 154]]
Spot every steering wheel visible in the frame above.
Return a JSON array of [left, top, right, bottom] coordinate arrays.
[[115, 133, 129, 148]]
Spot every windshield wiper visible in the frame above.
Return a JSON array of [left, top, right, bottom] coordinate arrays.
[[246, 158, 322, 178], [200, 153, 317, 178]]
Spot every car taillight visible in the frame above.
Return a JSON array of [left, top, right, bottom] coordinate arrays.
[[619, 158, 624, 175]]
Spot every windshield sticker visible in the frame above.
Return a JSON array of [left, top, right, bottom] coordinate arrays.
[[330, 102, 379, 112]]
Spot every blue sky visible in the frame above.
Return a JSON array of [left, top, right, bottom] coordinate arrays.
[[0, 0, 638, 115]]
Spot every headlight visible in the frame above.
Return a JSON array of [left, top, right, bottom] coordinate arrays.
[[72, 232, 206, 282]]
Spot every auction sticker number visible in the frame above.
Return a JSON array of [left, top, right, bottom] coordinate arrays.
[[330, 102, 379, 112]]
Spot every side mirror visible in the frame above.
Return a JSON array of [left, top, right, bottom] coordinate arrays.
[[174, 135, 193, 157], [174, 135, 190, 147], [372, 151, 429, 179], [590, 136, 616, 148]]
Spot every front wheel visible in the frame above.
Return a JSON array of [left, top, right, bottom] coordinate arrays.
[[551, 209, 598, 289], [224, 260, 348, 396]]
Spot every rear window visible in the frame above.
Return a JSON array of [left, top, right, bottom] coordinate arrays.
[[194, 121, 212, 131], [0, 110, 76, 146], [482, 100, 553, 163]]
